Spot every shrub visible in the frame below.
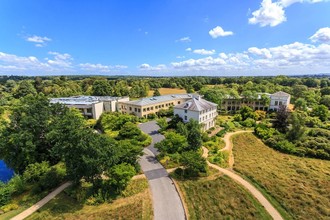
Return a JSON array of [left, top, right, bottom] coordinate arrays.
[[241, 118, 256, 127], [0, 203, 19, 213], [0, 182, 12, 207], [23, 161, 51, 183], [8, 175, 26, 195], [233, 114, 242, 122]]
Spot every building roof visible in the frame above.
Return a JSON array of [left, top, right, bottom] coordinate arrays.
[[50, 96, 126, 105], [121, 94, 195, 106], [271, 91, 290, 97], [174, 97, 217, 112]]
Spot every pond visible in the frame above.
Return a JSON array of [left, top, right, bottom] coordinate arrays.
[[0, 160, 14, 183]]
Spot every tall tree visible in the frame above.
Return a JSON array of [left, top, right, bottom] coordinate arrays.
[[273, 105, 289, 133], [92, 80, 112, 96]]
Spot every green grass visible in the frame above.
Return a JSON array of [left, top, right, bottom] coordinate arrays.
[[232, 133, 330, 220], [147, 88, 186, 96], [23, 178, 153, 220], [177, 173, 272, 220]]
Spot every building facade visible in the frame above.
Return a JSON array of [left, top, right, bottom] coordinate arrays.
[[118, 94, 195, 117], [220, 91, 290, 113], [174, 96, 218, 131], [50, 96, 129, 120]]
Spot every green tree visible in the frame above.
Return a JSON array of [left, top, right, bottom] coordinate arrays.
[[13, 80, 37, 98], [320, 95, 330, 108], [294, 98, 307, 111], [273, 105, 289, 133], [311, 105, 329, 121], [92, 80, 112, 96], [180, 151, 207, 177], [153, 89, 161, 97], [155, 131, 188, 154], [287, 112, 306, 141], [107, 163, 136, 193], [186, 119, 202, 151], [239, 106, 256, 121]]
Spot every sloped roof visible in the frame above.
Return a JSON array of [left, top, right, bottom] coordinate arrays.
[[50, 96, 126, 105], [271, 91, 290, 97], [174, 97, 217, 112]]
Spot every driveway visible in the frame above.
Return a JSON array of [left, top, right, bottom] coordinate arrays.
[[138, 121, 186, 220]]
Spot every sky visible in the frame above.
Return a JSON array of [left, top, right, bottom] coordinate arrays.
[[0, 0, 330, 76]]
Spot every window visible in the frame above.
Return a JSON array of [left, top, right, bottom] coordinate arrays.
[[134, 108, 137, 112], [184, 110, 187, 113], [155, 106, 158, 109], [151, 107, 154, 110], [275, 101, 278, 105], [279, 101, 283, 105], [138, 109, 141, 112], [129, 107, 132, 111], [143, 108, 146, 112], [162, 104, 164, 107], [86, 108, 92, 113], [184, 116, 187, 120], [147, 107, 150, 111], [178, 101, 181, 104]]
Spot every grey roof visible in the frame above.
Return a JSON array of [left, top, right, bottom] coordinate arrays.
[[50, 96, 126, 105], [271, 91, 290, 97], [174, 97, 217, 112], [121, 94, 195, 106]]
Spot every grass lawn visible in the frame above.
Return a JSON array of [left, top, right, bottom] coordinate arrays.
[[177, 172, 272, 220], [147, 88, 186, 96], [24, 178, 153, 220], [232, 133, 330, 220]]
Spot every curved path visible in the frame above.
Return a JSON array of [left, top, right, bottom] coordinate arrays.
[[138, 121, 186, 220], [203, 130, 283, 220]]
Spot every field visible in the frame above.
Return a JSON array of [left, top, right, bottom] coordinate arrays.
[[177, 172, 272, 220], [24, 178, 153, 220], [147, 88, 186, 96], [232, 133, 330, 220]]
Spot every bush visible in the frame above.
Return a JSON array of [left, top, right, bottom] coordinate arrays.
[[233, 114, 242, 122], [23, 161, 51, 183], [0, 182, 12, 207], [0, 203, 18, 213], [8, 175, 26, 195], [241, 118, 256, 127]]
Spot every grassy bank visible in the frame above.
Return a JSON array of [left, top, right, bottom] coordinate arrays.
[[232, 133, 330, 220], [147, 88, 186, 96], [176, 172, 272, 220], [24, 178, 153, 220]]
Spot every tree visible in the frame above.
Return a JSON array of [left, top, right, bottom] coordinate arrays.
[[153, 89, 161, 97], [117, 122, 142, 140], [92, 80, 112, 96], [180, 151, 207, 177], [155, 131, 188, 154], [311, 105, 329, 121], [320, 95, 330, 108], [287, 112, 306, 141], [107, 163, 136, 193], [186, 119, 202, 151], [13, 81, 37, 98], [273, 105, 289, 133], [294, 98, 307, 111], [239, 106, 256, 121]]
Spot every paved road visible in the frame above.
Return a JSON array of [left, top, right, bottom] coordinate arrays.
[[138, 121, 186, 220]]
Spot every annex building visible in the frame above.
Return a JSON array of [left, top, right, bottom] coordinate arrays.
[[118, 94, 195, 117], [174, 96, 218, 131], [221, 91, 291, 113], [50, 96, 129, 120]]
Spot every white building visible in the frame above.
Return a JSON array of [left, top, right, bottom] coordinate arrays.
[[50, 96, 129, 120], [269, 91, 291, 111], [174, 96, 218, 131]]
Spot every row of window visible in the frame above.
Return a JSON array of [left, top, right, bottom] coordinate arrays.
[[201, 107, 216, 114], [224, 101, 265, 105], [226, 106, 269, 111]]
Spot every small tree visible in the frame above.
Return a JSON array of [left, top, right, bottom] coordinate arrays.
[[180, 151, 207, 177], [311, 105, 329, 121], [153, 89, 161, 97], [273, 105, 289, 133], [107, 163, 136, 193], [287, 112, 306, 142]]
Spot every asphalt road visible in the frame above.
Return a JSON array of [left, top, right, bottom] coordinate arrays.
[[138, 121, 186, 220]]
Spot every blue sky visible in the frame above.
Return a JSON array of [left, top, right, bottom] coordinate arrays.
[[0, 0, 330, 76]]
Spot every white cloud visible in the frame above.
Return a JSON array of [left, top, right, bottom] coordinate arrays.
[[176, 36, 191, 43], [176, 56, 186, 59], [310, 27, 330, 43], [209, 26, 233, 38], [139, 63, 166, 71], [186, 47, 192, 52], [193, 49, 216, 55], [248, 0, 286, 27], [249, 0, 329, 27], [79, 63, 127, 72], [46, 51, 73, 68], [26, 35, 51, 47]]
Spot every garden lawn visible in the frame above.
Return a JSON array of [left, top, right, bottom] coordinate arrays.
[[177, 173, 272, 220], [232, 133, 330, 220], [24, 178, 153, 220]]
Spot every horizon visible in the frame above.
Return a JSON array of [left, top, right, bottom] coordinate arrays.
[[1, 0, 330, 76]]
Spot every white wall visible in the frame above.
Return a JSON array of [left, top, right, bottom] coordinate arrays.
[[92, 102, 104, 120], [269, 95, 290, 110]]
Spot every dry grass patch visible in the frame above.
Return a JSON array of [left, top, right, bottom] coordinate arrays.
[[25, 178, 153, 220], [177, 173, 272, 220], [232, 133, 330, 220], [147, 88, 186, 96]]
